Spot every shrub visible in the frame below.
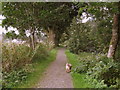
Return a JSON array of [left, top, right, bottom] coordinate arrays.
[[65, 17, 111, 54], [87, 58, 120, 87], [32, 43, 49, 61], [85, 75, 107, 88], [2, 43, 33, 72], [2, 68, 30, 88], [2, 42, 49, 88], [76, 52, 120, 88], [2, 43, 49, 72], [74, 52, 98, 73]]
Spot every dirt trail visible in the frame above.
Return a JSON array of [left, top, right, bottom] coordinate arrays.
[[36, 48, 73, 88]]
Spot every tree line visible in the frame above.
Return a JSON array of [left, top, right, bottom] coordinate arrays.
[[2, 2, 120, 59]]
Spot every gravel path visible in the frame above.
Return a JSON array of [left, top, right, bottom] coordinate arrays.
[[36, 48, 73, 88]]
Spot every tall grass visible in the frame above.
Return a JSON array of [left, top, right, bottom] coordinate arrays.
[[2, 43, 33, 72], [2, 42, 55, 88]]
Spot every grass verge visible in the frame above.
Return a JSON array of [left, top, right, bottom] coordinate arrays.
[[15, 49, 57, 88], [65, 50, 93, 88]]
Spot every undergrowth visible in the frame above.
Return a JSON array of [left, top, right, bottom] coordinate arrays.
[[2, 43, 57, 88], [65, 50, 93, 88], [66, 50, 119, 88]]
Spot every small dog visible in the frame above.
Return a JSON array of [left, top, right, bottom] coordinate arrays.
[[66, 63, 72, 73]]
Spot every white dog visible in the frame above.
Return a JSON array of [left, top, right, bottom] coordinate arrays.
[[66, 63, 72, 73]]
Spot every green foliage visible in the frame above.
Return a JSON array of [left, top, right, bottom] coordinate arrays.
[[115, 43, 120, 61], [16, 49, 57, 88], [74, 52, 97, 73], [5, 31, 19, 39], [65, 15, 112, 54], [78, 2, 119, 20], [2, 43, 33, 72], [65, 50, 106, 88], [2, 2, 78, 46], [66, 50, 119, 88], [87, 58, 120, 87], [71, 73, 93, 88], [65, 50, 90, 88], [2, 68, 30, 88], [61, 2, 120, 54], [2, 43, 50, 72], [2, 43, 53, 88], [65, 2, 120, 87], [32, 43, 49, 61], [65, 50, 79, 72], [0, 2, 1, 14], [76, 52, 120, 88], [67, 18, 92, 54], [85, 76, 107, 88]]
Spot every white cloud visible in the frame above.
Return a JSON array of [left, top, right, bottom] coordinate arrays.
[[0, 26, 6, 34], [0, 15, 6, 20], [82, 17, 92, 23], [25, 30, 31, 37], [81, 12, 93, 23], [15, 30, 19, 35], [0, 25, 20, 35]]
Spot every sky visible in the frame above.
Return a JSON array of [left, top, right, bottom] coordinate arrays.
[[0, 15, 20, 35], [0, 15, 5, 35]]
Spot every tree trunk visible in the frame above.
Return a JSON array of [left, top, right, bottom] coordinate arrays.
[[32, 31, 35, 49], [29, 30, 35, 50], [29, 36, 32, 48], [107, 14, 119, 58], [45, 28, 61, 47], [47, 29, 55, 44], [54, 34, 60, 47], [45, 28, 55, 49]]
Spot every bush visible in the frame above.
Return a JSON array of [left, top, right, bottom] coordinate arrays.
[[32, 43, 49, 61], [76, 52, 120, 88], [87, 58, 120, 87], [74, 52, 98, 73], [2, 42, 49, 88], [2, 69, 29, 88], [65, 17, 111, 54], [85, 75, 107, 88], [2, 43, 49, 72], [66, 50, 107, 88], [2, 43, 33, 72]]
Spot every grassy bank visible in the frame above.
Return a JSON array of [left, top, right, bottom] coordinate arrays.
[[15, 49, 57, 88], [66, 50, 119, 88], [65, 50, 93, 88]]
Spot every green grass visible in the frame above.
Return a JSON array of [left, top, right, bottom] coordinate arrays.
[[71, 73, 91, 88], [15, 49, 57, 88], [65, 50, 93, 88]]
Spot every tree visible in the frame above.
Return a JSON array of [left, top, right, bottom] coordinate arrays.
[[2, 2, 38, 49], [2, 2, 78, 47], [37, 2, 78, 46], [107, 14, 119, 58], [78, 2, 120, 58]]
